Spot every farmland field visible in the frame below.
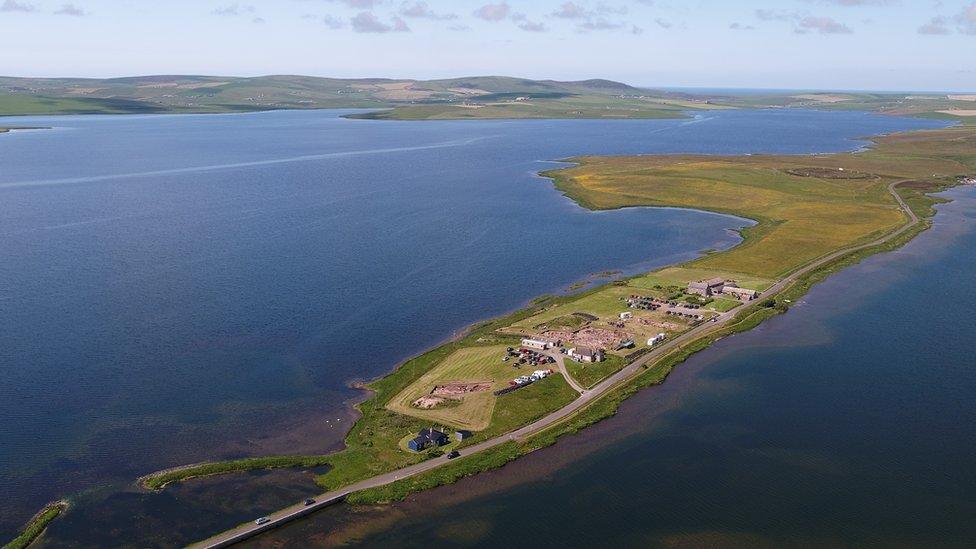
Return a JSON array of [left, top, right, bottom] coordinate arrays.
[[546, 125, 976, 279], [388, 345, 524, 430]]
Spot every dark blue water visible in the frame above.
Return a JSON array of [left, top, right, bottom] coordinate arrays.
[[0, 109, 947, 541], [246, 187, 976, 549]]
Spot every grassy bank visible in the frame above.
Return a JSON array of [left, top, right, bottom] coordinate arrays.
[[3, 500, 68, 549], [151, 124, 974, 545], [140, 456, 333, 490]]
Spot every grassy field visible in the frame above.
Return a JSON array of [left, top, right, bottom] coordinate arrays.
[[565, 353, 629, 389], [142, 123, 976, 545], [546, 126, 975, 279], [388, 345, 518, 430], [630, 267, 775, 292], [2, 500, 68, 549], [508, 285, 637, 330], [0, 75, 703, 117]]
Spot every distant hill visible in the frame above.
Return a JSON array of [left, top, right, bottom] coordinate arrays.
[[1, 75, 969, 121], [0, 74, 649, 116]]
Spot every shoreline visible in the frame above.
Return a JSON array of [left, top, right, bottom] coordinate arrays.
[[191, 175, 935, 545], [176, 123, 971, 546], [0, 126, 49, 134], [10, 116, 970, 548], [255, 183, 976, 547]]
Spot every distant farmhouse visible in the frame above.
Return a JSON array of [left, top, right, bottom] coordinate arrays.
[[722, 285, 758, 300], [408, 427, 449, 452], [569, 346, 605, 363], [688, 278, 760, 301], [687, 277, 726, 297]]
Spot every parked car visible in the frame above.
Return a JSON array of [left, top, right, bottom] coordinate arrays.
[[447, 450, 461, 459], [255, 517, 271, 525], [303, 498, 315, 506]]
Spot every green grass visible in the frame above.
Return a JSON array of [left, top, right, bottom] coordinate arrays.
[[3, 500, 68, 549], [0, 95, 171, 116], [707, 297, 744, 312], [146, 124, 975, 546], [547, 125, 976, 279], [565, 354, 628, 389], [510, 286, 634, 330], [387, 345, 514, 430], [141, 456, 332, 490]]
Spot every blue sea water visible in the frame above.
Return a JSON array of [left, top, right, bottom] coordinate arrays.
[[0, 108, 949, 542], [275, 185, 976, 548]]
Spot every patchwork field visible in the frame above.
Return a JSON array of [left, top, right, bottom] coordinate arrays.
[[389, 345, 530, 430]]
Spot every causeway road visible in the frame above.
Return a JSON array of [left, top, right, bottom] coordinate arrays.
[[191, 181, 917, 548]]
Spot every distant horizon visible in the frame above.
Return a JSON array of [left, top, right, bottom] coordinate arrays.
[[3, 73, 973, 95], [2, 1, 974, 91]]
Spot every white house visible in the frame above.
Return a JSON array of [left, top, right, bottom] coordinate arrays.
[[569, 346, 605, 363], [521, 338, 552, 350]]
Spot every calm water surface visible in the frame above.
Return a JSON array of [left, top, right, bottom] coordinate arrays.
[[0, 109, 948, 543], [250, 186, 976, 548]]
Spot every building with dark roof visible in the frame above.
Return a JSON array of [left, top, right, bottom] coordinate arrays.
[[688, 277, 727, 297], [408, 427, 449, 452]]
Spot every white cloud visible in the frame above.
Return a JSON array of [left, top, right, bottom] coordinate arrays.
[[918, 16, 950, 35], [551, 2, 587, 19], [756, 9, 854, 34], [578, 18, 623, 30], [0, 0, 36, 12], [473, 2, 510, 22], [802, 0, 896, 5], [322, 14, 344, 28], [212, 4, 254, 16], [400, 1, 456, 20], [350, 11, 410, 32], [795, 15, 853, 34], [329, 0, 380, 8], [54, 3, 88, 16], [957, 2, 976, 34], [730, 22, 756, 30]]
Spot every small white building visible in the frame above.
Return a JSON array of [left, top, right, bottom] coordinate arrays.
[[647, 333, 666, 346], [723, 286, 759, 301], [521, 338, 552, 350], [569, 346, 605, 363], [619, 311, 633, 320]]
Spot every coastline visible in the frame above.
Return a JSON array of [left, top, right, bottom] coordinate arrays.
[[173, 122, 972, 546], [253, 183, 976, 547], [189, 172, 940, 546], [0, 126, 48, 134], [10, 116, 971, 548]]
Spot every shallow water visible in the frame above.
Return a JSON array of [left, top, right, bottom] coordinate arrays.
[[0, 108, 948, 543]]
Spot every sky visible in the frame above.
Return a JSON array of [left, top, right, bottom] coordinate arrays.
[[1, 0, 974, 91]]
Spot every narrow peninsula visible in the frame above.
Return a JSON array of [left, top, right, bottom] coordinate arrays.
[[127, 121, 976, 547]]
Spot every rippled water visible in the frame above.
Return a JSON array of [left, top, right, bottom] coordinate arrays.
[[0, 108, 948, 543], [251, 186, 976, 548]]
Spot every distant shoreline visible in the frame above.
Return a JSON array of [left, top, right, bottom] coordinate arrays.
[[0, 126, 49, 134]]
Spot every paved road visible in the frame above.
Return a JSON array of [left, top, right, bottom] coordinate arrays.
[[191, 181, 917, 548], [545, 350, 586, 394]]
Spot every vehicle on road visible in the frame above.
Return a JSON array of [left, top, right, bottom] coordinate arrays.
[[447, 450, 460, 459], [255, 517, 270, 525], [303, 498, 315, 506]]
